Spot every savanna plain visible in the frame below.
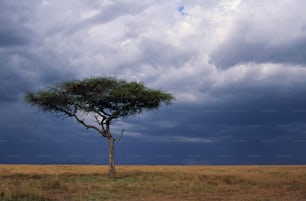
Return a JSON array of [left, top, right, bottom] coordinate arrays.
[[0, 165, 306, 201]]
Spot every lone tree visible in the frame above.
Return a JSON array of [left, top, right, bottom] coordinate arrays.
[[25, 77, 174, 175]]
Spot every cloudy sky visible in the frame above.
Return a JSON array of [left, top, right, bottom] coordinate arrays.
[[1, 0, 306, 165]]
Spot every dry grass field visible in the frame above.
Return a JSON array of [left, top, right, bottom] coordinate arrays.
[[0, 165, 306, 201]]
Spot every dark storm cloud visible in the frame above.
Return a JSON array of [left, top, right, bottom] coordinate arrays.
[[127, 82, 305, 138], [116, 86, 306, 164]]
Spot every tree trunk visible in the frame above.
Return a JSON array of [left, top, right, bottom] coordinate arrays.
[[108, 136, 116, 176]]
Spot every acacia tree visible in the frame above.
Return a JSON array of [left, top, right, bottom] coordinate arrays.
[[25, 77, 174, 175]]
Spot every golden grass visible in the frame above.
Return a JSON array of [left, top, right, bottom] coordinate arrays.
[[0, 165, 306, 201]]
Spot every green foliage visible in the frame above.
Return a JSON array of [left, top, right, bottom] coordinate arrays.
[[25, 77, 175, 119]]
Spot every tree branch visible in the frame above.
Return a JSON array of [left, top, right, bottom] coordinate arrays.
[[94, 115, 107, 132], [52, 105, 108, 138], [92, 107, 108, 119], [106, 110, 120, 125], [72, 113, 109, 138], [94, 115, 101, 125], [101, 116, 106, 130]]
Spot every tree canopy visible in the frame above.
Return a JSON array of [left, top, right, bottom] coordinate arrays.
[[26, 77, 174, 137]]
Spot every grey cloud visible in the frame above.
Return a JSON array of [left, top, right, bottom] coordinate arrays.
[[0, 47, 76, 103], [139, 39, 195, 67], [0, 24, 32, 47], [0, 1, 35, 47], [210, 0, 306, 68], [111, 39, 195, 75], [0, 52, 33, 103], [211, 32, 306, 68], [66, 1, 152, 34], [0, 0, 77, 102]]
